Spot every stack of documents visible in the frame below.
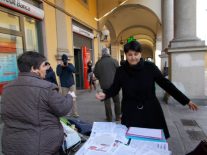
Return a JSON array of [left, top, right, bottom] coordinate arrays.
[[126, 127, 166, 142], [76, 122, 129, 155], [76, 122, 171, 155]]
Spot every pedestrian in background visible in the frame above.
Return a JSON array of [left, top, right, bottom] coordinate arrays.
[[1, 51, 73, 155], [94, 48, 121, 122], [87, 60, 96, 91], [45, 62, 58, 85], [56, 54, 79, 117], [96, 41, 198, 139]]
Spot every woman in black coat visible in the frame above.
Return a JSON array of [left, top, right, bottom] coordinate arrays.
[[96, 41, 198, 139]]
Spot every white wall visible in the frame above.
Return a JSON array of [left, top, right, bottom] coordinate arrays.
[[197, 0, 207, 44]]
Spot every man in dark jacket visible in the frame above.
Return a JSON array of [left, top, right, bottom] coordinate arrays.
[[1, 51, 73, 155], [56, 54, 79, 117], [94, 48, 121, 122]]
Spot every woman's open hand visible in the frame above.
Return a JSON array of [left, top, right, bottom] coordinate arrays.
[[96, 92, 106, 100], [188, 101, 198, 111]]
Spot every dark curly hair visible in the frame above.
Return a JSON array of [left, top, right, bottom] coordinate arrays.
[[17, 51, 46, 72], [124, 41, 142, 53]]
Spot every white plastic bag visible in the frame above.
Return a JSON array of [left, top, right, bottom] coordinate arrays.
[[61, 121, 81, 150]]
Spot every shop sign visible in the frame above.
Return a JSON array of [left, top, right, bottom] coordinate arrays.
[[72, 25, 94, 39], [0, 0, 44, 19]]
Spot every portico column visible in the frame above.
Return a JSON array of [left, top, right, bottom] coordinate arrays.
[[160, 0, 173, 71], [168, 0, 207, 98], [55, 0, 70, 59], [111, 43, 120, 63], [170, 0, 205, 47]]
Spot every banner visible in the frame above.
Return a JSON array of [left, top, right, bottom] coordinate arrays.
[[0, 0, 44, 19]]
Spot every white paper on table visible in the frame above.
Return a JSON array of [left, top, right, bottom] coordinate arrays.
[[91, 122, 116, 134], [109, 140, 123, 153], [75, 138, 100, 155], [129, 139, 169, 151], [134, 144, 172, 155], [85, 150, 111, 155], [126, 127, 162, 139], [112, 124, 129, 144], [136, 150, 172, 155], [113, 144, 136, 155], [84, 133, 117, 153], [136, 150, 160, 155]]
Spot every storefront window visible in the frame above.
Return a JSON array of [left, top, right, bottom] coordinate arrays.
[[24, 17, 39, 52], [0, 11, 20, 31], [0, 33, 23, 56], [0, 33, 23, 93]]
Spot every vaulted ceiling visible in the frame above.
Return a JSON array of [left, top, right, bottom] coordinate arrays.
[[97, 0, 161, 58]]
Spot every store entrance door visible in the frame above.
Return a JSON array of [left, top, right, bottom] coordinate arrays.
[[74, 48, 83, 89]]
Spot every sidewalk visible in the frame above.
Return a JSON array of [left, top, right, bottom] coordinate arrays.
[[75, 87, 207, 155]]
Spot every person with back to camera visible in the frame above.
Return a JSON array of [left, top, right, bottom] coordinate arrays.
[[96, 41, 198, 139], [45, 61, 58, 85], [94, 48, 121, 122], [56, 54, 79, 117], [1, 51, 73, 155]]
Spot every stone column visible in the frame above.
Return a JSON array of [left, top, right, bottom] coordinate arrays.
[[55, 0, 70, 59], [168, 0, 207, 98], [162, 0, 173, 50], [110, 43, 120, 63], [170, 0, 205, 47], [160, 0, 173, 72], [155, 35, 162, 69]]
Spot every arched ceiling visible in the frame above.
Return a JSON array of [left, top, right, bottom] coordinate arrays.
[[97, 0, 161, 57], [116, 26, 155, 43], [106, 5, 159, 38]]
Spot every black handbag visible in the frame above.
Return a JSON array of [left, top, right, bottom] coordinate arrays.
[[186, 140, 207, 155]]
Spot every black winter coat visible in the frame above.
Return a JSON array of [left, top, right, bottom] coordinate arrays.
[[94, 55, 119, 89], [105, 59, 190, 138], [45, 67, 58, 85]]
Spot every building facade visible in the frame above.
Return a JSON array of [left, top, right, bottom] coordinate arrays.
[[0, 0, 99, 91], [0, 0, 44, 93], [0, 0, 207, 99]]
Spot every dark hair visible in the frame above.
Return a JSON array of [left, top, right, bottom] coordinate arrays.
[[45, 62, 50, 66], [124, 41, 142, 53], [17, 51, 46, 72], [61, 54, 68, 66], [61, 54, 68, 61]]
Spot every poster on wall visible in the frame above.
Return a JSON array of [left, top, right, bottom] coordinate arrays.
[[0, 53, 18, 94], [0, 53, 18, 82], [0, 36, 19, 94]]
